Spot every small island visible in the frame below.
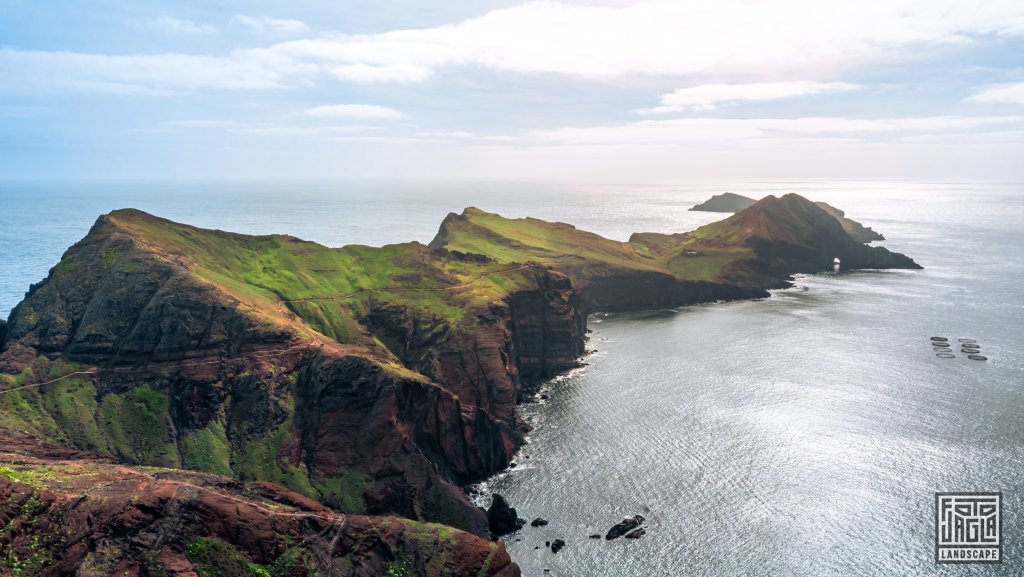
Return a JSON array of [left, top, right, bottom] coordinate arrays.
[[0, 193, 918, 576], [689, 192, 757, 212]]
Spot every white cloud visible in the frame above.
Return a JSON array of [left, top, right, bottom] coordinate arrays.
[[262, 0, 1024, 81], [230, 15, 309, 37], [5, 0, 1024, 95], [526, 115, 1024, 145], [634, 82, 861, 114], [0, 48, 295, 95], [325, 136, 451, 144], [967, 82, 1024, 104], [152, 16, 215, 35], [240, 125, 380, 136], [303, 104, 406, 120]]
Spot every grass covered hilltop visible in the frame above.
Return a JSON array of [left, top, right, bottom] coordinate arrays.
[[0, 193, 919, 576]]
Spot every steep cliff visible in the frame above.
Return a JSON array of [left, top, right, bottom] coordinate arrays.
[[677, 194, 919, 282], [815, 201, 885, 243]]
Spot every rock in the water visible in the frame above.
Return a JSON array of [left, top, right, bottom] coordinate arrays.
[[605, 515, 645, 540], [589, 534, 601, 539], [488, 493, 526, 536], [625, 527, 646, 539], [531, 517, 549, 527], [551, 539, 566, 553]]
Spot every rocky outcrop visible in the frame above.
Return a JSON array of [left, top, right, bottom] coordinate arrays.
[[487, 494, 526, 536], [0, 447, 519, 577], [3, 213, 293, 364], [690, 192, 757, 213], [605, 515, 646, 540], [687, 194, 920, 283]]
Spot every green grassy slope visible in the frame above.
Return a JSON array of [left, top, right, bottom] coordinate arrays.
[[431, 194, 916, 286], [104, 209, 540, 343], [431, 206, 759, 284]]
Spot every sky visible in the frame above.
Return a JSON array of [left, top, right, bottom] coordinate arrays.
[[2, 0, 1024, 181]]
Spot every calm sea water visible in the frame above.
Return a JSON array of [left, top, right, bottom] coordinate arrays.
[[2, 179, 1023, 576]]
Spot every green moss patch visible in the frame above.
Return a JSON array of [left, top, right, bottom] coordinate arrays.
[[99, 385, 179, 467], [313, 469, 369, 514], [180, 421, 232, 476], [184, 537, 272, 577]]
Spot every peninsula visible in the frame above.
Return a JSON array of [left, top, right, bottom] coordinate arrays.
[[0, 193, 919, 576]]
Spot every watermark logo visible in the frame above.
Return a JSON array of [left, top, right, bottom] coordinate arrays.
[[935, 492, 1002, 564]]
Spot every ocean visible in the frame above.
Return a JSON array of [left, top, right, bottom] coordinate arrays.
[[1, 179, 1023, 576]]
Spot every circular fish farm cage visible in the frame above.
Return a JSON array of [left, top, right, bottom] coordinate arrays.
[[968, 355, 988, 361], [936, 353, 956, 359]]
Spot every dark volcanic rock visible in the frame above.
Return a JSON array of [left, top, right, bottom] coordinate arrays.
[[531, 517, 549, 527], [606, 515, 646, 540], [579, 272, 769, 311], [625, 527, 646, 539], [550, 539, 566, 553], [690, 192, 757, 213], [488, 493, 526, 536]]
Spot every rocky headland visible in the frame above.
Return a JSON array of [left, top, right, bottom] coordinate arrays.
[[688, 192, 757, 212], [0, 193, 919, 576]]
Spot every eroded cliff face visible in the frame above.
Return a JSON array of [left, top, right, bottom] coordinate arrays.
[[0, 440, 519, 577], [360, 267, 587, 441], [578, 271, 769, 311], [4, 216, 293, 363], [0, 213, 590, 547]]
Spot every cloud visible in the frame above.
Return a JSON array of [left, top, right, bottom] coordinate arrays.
[[303, 104, 406, 120], [415, 130, 475, 138], [152, 16, 215, 35], [240, 125, 380, 136], [525, 115, 1024, 145], [5, 0, 1024, 95], [230, 15, 309, 37], [261, 0, 1024, 81], [967, 81, 1024, 104], [0, 48, 294, 95], [634, 82, 862, 114]]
